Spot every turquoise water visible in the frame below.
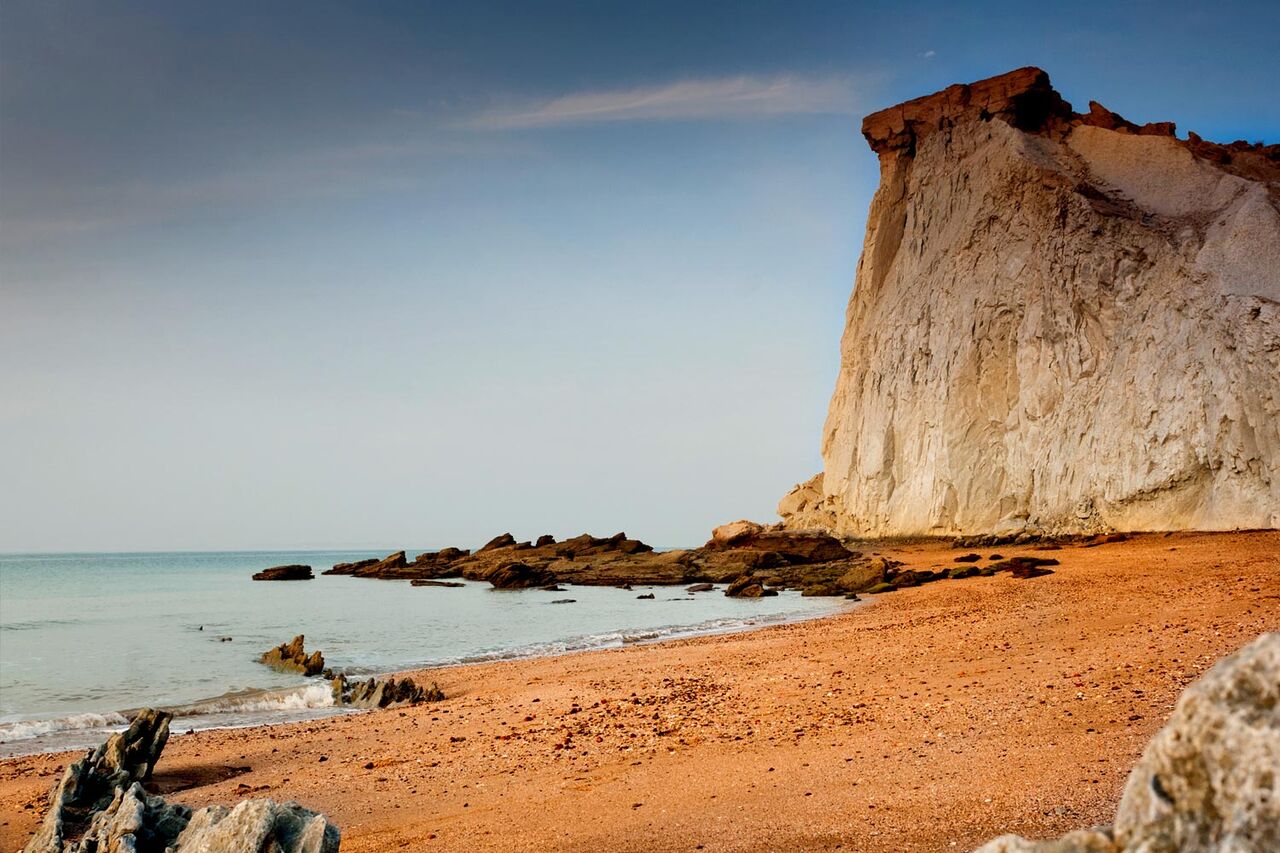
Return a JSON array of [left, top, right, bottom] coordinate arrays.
[[0, 550, 848, 756]]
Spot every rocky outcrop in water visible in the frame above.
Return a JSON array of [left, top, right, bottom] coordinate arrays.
[[260, 635, 325, 676], [330, 674, 444, 709], [975, 632, 1279, 852], [780, 67, 1280, 537], [319, 523, 1060, 597], [23, 708, 340, 853], [252, 564, 314, 581]]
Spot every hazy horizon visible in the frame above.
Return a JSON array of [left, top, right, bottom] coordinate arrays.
[[3, 0, 1278, 552]]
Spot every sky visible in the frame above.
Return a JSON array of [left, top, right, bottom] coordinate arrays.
[[2, 1, 1277, 552]]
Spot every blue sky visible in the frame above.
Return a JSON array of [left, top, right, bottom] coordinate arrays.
[[2, 1, 1277, 551]]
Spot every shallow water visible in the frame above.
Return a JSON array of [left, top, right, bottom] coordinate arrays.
[[0, 550, 850, 756]]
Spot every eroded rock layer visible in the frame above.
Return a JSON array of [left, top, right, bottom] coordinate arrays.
[[781, 67, 1280, 537]]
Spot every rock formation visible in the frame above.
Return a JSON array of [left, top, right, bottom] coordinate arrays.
[[24, 708, 339, 853], [322, 526, 1047, 597], [780, 67, 1280, 537], [252, 564, 314, 581], [260, 635, 325, 676], [330, 674, 444, 709], [975, 631, 1279, 851]]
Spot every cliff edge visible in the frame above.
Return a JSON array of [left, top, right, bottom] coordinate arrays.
[[781, 67, 1280, 537]]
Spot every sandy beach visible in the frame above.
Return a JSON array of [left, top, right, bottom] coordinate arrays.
[[3, 530, 1277, 852]]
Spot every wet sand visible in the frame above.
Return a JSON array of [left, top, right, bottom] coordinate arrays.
[[3, 530, 1277, 852]]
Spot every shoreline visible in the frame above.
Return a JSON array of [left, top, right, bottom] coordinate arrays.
[[0, 586, 857, 760], [3, 530, 1277, 851]]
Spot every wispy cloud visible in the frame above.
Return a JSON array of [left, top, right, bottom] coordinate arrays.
[[467, 74, 865, 130]]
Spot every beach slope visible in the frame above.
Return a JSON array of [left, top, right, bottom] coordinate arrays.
[[2, 531, 1276, 851]]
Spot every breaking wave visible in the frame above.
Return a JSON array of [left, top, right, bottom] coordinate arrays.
[[0, 711, 128, 743], [162, 683, 336, 717]]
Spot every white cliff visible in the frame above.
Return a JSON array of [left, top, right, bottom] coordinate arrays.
[[780, 68, 1280, 537]]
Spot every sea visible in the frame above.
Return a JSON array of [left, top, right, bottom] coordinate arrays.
[[0, 549, 851, 757]]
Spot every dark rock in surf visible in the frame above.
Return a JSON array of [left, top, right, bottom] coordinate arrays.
[[252, 564, 314, 581], [331, 673, 444, 709]]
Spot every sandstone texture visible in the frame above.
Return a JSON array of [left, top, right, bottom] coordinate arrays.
[[975, 632, 1279, 852], [320, 526, 1060, 599], [23, 708, 339, 852], [781, 67, 1280, 537], [260, 635, 325, 676]]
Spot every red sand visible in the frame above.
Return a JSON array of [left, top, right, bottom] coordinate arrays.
[[3, 530, 1277, 851]]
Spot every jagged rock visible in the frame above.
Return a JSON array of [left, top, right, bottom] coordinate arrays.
[[486, 562, 558, 589], [535, 534, 557, 547], [260, 635, 325, 676], [172, 798, 339, 852], [975, 633, 1279, 852], [322, 558, 378, 576], [24, 707, 341, 852], [25, 709, 172, 852], [781, 67, 1280, 537], [252, 564, 314, 581], [479, 533, 517, 552], [331, 674, 444, 709]]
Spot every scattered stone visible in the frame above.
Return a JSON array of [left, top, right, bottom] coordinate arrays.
[[549, 599, 576, 604], [409, 580, 465, 588], [259, 636, 325, 676], [953, 553, 982, 563], [252, 565, 314, 581], [985, 556, 1060, 579], [686, 583, 715, 593], [725, 575, 777, 598], [834, 562, 887, 593], [636, 593, 655, 599]]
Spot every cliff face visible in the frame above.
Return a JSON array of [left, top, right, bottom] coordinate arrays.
[[781, 68, 1280, 537]]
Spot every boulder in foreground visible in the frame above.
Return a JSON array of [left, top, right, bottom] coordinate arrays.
[[975, 632, 1279, 852], [23, 707, 340, 853]]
